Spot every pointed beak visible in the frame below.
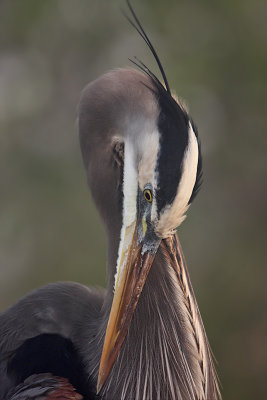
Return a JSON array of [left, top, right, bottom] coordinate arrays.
[[97, 216, 160, 393]]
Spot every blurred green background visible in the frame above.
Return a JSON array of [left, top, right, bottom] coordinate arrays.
[[0, 0, 266, 398]]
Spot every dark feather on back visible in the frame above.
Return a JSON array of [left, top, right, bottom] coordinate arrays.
[[7, 373, 83, 400], [7, 334, 95, 400]]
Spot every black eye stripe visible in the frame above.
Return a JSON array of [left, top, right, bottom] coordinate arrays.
[[154, 85, 190, 213]]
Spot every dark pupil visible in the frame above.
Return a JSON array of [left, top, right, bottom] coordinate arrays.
[[145, 191, 151, 201]]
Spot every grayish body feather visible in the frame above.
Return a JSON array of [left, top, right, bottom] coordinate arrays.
[[100, 242, 219, 400]]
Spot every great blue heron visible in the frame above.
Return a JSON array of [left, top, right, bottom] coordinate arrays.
[[0, 2, 220, 399]]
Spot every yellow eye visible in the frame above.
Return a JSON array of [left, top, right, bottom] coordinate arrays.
[[144, 189, 153, 203]]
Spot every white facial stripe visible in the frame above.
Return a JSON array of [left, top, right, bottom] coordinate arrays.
[[138, 130, 160, 190], [123, 140, 138, 227], [174, 122, 199, 218], [156, 122, 199, 237], [113, 140, 137, 291]]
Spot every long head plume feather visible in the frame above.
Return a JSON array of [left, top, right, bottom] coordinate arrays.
[[122, 0, 171, 94]]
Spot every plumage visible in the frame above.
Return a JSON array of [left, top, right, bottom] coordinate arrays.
[[7, 374, 83, 400], [0, 2, 220, 399]]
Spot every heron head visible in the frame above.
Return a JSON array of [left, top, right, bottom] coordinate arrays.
[[122, 80, 201, 242]]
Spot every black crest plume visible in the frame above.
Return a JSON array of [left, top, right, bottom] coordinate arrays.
[[122, 0, 171, 94]]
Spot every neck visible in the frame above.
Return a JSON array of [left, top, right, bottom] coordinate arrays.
[[99, 234, 219, 400]]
